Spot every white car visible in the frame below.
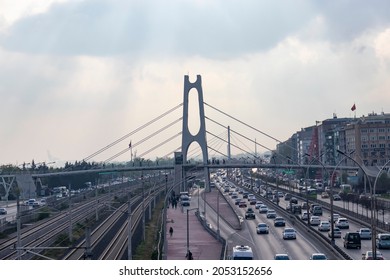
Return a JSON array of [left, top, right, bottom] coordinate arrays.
[[335, 217, 349, 229], [255, 201, 263, 209], [310, 253, 328, 260], [362, 250, 385, 260], [358, 228, 372, 240], [310, 216, 321, 226], [256, 223, 269, 234], [274, 254, 290, 260], [282, 228, 297, 240], [266, 209, 277, 219], [328, 227, 342, 238], [328, 213, 340, 222], [318, 221, 331, 231], [259, 205, 268, 213]]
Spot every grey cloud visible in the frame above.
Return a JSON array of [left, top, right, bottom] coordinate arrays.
[[312, 0, 390, 41], [2, 0, 390, 58], [1, 0, 314, 58]]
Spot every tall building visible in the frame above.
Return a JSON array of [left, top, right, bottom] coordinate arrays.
[[276, 111, 390, 180], [317, 115, 353, 166], [343, 112, 390, 168]]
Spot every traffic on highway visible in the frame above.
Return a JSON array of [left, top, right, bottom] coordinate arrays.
[[199, 168, 390, 260]]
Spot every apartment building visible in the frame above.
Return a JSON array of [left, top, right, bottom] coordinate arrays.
[[343, 112, 390, 167]]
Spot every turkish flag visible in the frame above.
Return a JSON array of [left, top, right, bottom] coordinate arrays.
[[351, 103, 356, 111]]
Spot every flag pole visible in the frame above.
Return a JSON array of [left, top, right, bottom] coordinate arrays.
[[351, 103, 356, 118], [129, 141, 133, 163]]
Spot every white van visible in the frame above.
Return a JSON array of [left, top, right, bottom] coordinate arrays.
[[232, 245, 253, 260]]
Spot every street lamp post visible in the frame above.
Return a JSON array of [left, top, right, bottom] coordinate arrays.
[[372, 159, 390, 258], [271, 155, 279, 206], [303, 156, 318, 228], [285, 155, 316, 228], [186, 207, 199, 258], [127, 191, 132, 260], [302, 152, 327, 229], [337, 149, 377, 259], [141, 174, 145, 242], [304, 165, 311, 228], [217, 188, 220, 239], [329, 150, 355, 245]]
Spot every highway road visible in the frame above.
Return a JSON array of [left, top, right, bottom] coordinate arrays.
[[191, 181, 343, 260], [255, 180, 390, 260]]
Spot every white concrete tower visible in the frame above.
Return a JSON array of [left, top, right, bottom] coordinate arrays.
[[181, 75, 209, 164]]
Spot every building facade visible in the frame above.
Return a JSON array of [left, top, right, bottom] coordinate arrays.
[[276, 112, 390, 177]]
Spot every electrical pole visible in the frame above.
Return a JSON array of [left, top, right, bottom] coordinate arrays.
[[127, 191, 132, 260], [68, 183, 73, 243]]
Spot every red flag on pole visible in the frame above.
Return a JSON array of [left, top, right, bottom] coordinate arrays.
[[351, 103, 356, 111]]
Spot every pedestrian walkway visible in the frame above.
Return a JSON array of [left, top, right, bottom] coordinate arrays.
[[165, 206, 223, 260], [165, 187, 240, 260]]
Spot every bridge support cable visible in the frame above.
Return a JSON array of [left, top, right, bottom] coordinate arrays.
[[186, 130, 227, 161], [162, 147, 181, 159], [204, 102, 282, 143], [206, 131, 229, 159], [196, 130, 226, 159], [206, 116, 274, 154], [82, 103, 183, 162], [230, 133, 257, 157], [103, 119, 182, 163], [208, 137, 226, 159], [206, 130, 255, 159], [206, 116, 293, 163], [204, 102, 300, 155], [207, 146, 228, 159], [206, 116, 271, 157], [138, 132, 182, 159]]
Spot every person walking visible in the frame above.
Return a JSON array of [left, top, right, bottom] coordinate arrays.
[[186, 250, 193, 260], [169, 227, 173, 237]]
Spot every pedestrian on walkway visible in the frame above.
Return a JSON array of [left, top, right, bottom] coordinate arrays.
[[186, 250, 193, 260], [171, 198, 174, 208], [169, 227, 173, 237]]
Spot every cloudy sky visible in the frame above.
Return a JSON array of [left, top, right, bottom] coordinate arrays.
[[1, 0, 390, 166]]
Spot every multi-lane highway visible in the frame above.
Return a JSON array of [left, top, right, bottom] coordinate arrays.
[[191, 179, 344, 260], [212, 174, 390, 260]]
